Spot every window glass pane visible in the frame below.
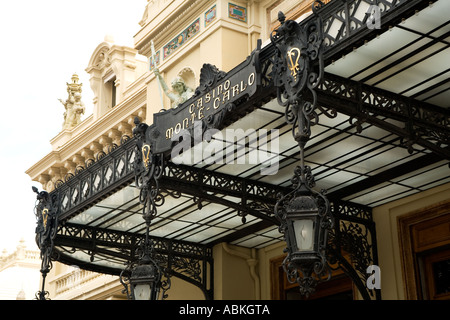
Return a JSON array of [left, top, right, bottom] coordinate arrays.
[[433, 259, 450, 295]]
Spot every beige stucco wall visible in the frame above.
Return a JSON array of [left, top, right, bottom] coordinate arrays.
[[373, 182, 450, 300]]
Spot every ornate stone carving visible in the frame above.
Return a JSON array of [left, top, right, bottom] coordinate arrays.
[[59, 74, 85, 130]]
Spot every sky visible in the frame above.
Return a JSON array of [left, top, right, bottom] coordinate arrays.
[[0, 0, 147, 254]]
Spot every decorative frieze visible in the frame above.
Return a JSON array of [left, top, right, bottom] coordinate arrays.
[[163, 18, 201, 59], [228, 3, 247, 23], [205, 4, 217, 27]]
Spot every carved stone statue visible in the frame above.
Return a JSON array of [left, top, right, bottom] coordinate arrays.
[[154, 67, 194, 108], [59, 74, 85, 130]]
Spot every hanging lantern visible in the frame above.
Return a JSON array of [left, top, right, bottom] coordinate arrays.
[[120, 232, 170, 300], [127, 254, 162, 300], [275, 167, 333, 297], [285, 192, 320, 255]]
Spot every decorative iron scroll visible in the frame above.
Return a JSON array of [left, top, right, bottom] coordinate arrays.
[[195, 64, 228, 96], [318, 0, 432, 65], [120, 226, 172, 300], [328, 200, 380, 300], [162, 162, 283, 223], [52, 135, 136, 221], [32, 186, 60, 300]]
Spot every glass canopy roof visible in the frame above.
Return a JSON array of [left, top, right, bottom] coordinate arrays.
[[325, 0, 450, 109]]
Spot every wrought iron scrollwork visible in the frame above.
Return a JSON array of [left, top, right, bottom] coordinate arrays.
[[127, 117, 174, 299], [32, 186, 60, 300], [327, 220, 379, 300]]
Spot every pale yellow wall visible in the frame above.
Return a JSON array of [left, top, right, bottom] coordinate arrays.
[[220, 27, 249, 72], [211, 241, 286, 300], [373, 182, 450, 300], [213, 243, 256, 299], [200, 28, 224, 69], [166, 277, 206, 300]]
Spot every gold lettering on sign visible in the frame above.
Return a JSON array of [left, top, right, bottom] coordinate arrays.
[[213, 97, 221, 109], [183, 118, 189, 129], [222, 90, 230, 102], [42, 208, 49, 228], [164, 72, 257, 139], [166, 128, 174, 139], [240, 80, 247, 92], [287, 47, 301, 80], [198, 107, 205, 120], [248, 72, 255, 86], [232, 84, 240, 97], [224, 80, 231, 91], [142, 144, 151, 168], [175, 122, 182, 135]]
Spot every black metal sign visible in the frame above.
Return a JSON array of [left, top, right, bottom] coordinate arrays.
[[144, 46, 262, 155]]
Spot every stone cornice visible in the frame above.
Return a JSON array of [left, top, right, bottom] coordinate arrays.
[[0, 248, 40, 272], [26, 151, 62, 181], [26, 86, 147, 190]]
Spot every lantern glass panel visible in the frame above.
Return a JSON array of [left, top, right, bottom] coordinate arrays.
[[133, 284, 152, 300], [293, 218, 315, 251]]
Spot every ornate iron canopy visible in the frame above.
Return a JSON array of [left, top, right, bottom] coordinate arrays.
[[31, 0, 449, 300]]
